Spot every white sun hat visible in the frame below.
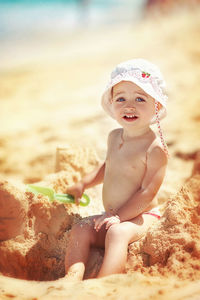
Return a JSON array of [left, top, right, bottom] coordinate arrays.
[[101, 58, 168, 123]]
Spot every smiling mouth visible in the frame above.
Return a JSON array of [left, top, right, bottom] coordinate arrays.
[[123, 114, 138, 121]]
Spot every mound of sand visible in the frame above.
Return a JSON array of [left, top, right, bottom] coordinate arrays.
[[0, 182, 72, 280], [0, 146, 103, 281], [0, 181, 28, 241], [127, 174, 200, 281], [0, 148, 200, 285]]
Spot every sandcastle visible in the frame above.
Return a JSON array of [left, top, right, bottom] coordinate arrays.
[[0, 147, 200, 282]]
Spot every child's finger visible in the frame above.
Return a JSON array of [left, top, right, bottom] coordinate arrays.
[[94, 217, 103, 231], [105, 217, 120, 230], [75, 197, 81, 206], [105, 220, 116, 230], [94, 214, 105, 227], [105, 220, 112, 230], [95, 218, 107, 232]]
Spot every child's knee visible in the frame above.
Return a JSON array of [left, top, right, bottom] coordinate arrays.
[[106, 224, 127, 243]]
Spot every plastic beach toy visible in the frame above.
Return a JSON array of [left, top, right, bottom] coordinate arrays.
[[26, 184, 90, 207]]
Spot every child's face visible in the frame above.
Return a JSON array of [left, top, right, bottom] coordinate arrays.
[[111, 81, 156, 129]]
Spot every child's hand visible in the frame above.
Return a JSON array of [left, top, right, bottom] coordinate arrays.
[[66, 181, 85, 206], [94, 212, 120, 232]]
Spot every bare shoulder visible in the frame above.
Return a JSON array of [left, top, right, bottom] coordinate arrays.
[[107, 128, 121, 144], [147, 138, 168, 168]]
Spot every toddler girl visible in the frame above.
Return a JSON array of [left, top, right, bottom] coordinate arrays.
[[64, 58, 168, 280]]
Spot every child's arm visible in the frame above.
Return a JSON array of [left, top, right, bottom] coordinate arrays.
[[67, 130, 115, 205], [116, 146, 167, 221], [66, 162, 105, 205], [81, 162, 106, 189]]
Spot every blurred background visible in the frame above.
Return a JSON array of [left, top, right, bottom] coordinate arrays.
[[0, 0, 200, 199], [0, 0, 146, 38]]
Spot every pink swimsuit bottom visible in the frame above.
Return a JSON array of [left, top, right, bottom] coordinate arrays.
[[143, 207, 161, 219]]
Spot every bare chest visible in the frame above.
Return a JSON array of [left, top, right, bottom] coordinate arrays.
[[105, 142, 147, 178]]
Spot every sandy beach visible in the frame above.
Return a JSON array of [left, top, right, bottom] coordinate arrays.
[[0, 4, 200, 299]]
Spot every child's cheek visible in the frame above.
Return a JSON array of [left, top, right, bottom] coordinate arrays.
[[111, 103, 120, 119]]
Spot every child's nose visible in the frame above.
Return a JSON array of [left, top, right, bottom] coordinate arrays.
[[124, 106, 136, 113], [125, 99, 136, 109]]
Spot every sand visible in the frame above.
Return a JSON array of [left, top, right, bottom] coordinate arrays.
[[0, 5, 200, 300]]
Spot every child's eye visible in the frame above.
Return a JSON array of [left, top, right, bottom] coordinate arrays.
[[116, 97, 125, 102], [136, 97, 145, 102]]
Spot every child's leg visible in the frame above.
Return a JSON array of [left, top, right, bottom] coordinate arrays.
[[65, 215, 106, 280], [97, 214, 157, 278]]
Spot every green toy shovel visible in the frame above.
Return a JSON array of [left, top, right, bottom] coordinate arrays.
[[26, 184, 90, 207]]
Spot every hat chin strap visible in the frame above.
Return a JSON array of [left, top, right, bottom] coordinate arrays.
[[154, 101, 169, 158]]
